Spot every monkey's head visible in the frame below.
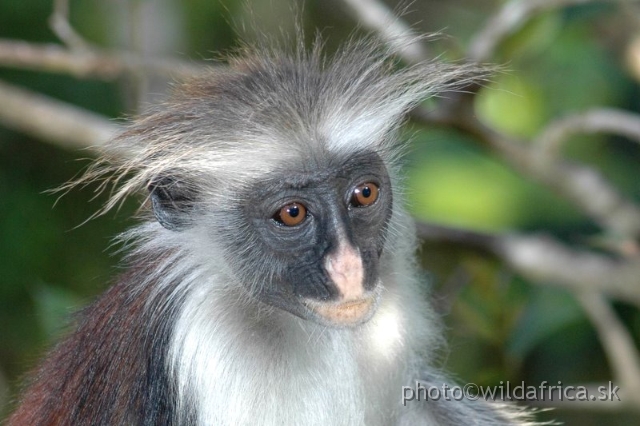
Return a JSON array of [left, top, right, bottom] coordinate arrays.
[[100, 40, 478, 328]]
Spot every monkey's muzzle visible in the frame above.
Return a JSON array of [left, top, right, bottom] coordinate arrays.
[[301, 241, 380, 327], [303, 293, 378, 327]]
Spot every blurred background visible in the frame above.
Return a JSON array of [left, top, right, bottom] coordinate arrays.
[[1, 0, 640, 424]]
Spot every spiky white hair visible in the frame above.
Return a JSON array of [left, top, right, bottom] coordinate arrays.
[[71, 36, 483, 218]]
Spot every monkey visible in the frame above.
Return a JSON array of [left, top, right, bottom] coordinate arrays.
[[5, 38, 536, 425]]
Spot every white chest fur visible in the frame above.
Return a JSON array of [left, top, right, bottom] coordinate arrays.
[[168, 280, 416, 426]]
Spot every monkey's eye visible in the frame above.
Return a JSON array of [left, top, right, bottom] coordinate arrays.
[[273, 203, 307, 226], [351, 182, 379, 207]]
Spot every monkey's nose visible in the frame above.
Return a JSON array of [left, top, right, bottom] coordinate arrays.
[[323, 241, 364, 301]]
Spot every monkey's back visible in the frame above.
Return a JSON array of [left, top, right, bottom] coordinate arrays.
[[7, 264, 179, 425]]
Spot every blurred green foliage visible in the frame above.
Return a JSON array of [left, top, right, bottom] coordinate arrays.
[[1, 1, 639, 424]]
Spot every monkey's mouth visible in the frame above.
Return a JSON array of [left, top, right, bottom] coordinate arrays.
[[303, 294, 378, 327]]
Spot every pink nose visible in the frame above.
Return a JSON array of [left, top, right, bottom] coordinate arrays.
[[324, 242, 364, 300]]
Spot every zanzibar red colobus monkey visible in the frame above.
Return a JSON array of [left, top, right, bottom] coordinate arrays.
[[6, 38, 535, 425]]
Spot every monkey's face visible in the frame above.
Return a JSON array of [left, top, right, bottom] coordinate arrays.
[[149, 149, 393, 328], [229, 150, 393, 328]]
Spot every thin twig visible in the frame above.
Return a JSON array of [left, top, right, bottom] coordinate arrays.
[[49, 0, 90, 50], [530, 109, 640, 237], [468, 0, 640, 62], [341, 0, 429, 64], [534, 108, 640, 159], [575, 290, 640, 407]]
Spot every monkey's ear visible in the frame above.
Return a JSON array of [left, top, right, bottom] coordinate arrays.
[[148, 176, 196, 231]]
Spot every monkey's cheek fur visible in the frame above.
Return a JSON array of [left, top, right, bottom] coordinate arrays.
[[302, 293, 379, 328]]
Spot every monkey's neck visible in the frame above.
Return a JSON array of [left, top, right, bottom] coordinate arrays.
[[160, 258, 414, 425]]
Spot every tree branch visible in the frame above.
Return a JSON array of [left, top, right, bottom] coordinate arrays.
[[49, 0, 90, 50], [341, 0, 429, 64], [0, 39, 206, 80], [415, 106, 640, 238], [468, 0, 640, 62], [534, 108, 640, 159], [484, 121, 640, 238], [576, 291, 640, 406], [0, 80, 119, 152], [417, 222, 640, 307]]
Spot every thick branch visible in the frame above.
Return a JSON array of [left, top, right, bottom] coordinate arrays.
[[498, 234, 640, 305], [481, 122, 640, 237], [0, 39, 206, 80], [0, 80, 119, 152], [417, 222, 640, 307]]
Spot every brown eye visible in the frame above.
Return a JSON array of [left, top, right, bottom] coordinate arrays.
[[351, 182, 379, 207], [273, 203, 307, 226]]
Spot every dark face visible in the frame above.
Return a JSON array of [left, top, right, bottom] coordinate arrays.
[[227, 151, 392, 327], [149, 151, 393, 327]]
